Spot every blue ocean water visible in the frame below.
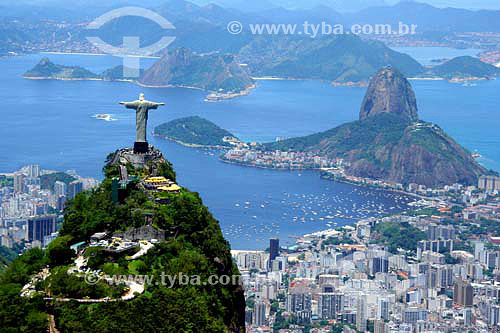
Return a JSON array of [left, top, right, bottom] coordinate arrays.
[[1, 53, 499, 249], [391, 46, 482, 65]]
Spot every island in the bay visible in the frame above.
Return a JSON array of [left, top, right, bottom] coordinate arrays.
[[23, 57, 99, 80], [154, 116, 240, 148], [24, 48, 256, 100], [24, 35, 500, 101]]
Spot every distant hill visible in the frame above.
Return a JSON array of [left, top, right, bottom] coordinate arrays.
[[140, 48, 254, 92], [100, 66, 145, 81], [154, 116, 238, 147], [264, 67, 489, 186], [24, 55, 254, 94], [345, 2, 500, 32], [24, 58, 98, 79], [429, 56, 500, 79], [240, 34, 424, 82], [40, 172, 76, 191]]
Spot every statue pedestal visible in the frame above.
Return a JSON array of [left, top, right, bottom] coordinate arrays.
[[134, 142, 149, 154]]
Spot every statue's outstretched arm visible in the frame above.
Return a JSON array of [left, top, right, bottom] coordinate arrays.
[[120, 101, 139, 109]]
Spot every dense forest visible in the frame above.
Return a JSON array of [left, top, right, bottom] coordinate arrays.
[[0, 150, 245, 332]]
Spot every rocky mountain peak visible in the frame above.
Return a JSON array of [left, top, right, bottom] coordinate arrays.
[[359, 67, 418, 122]]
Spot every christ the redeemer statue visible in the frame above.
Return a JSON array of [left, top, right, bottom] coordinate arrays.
[[120, 93, 164, 153]]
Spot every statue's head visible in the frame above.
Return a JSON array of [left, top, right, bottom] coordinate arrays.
[[139, 93, 145, 101]]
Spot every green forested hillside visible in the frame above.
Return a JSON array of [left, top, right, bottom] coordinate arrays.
[[240, 34, 424, 81], [154, 116, 237, 147], [24, 58, 98, 79], [429, 56, 500, 79], [0, 150, 245, 332]]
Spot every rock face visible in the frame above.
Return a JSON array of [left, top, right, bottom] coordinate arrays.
[[344, 121, 489, 186], [359, 67, 418, 122], [140, 47, 254, 92]]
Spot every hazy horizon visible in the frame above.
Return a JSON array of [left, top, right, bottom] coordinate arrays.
[[3, 0, 500, 12]]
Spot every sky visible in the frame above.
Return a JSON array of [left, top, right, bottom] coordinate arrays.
[[3, 0, 500, 11], [387, 0, 500, 10]]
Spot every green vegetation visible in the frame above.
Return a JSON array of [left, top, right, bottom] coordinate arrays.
[[46, 235, 75, 268], [430, 56, 500, 79], [24, 58, 98, 79], [322, 235, 354, 248], [464, 218, 500, 237], [264, 112, 486, 186], [374, 221, 427, 253], [140, 48, 254, 92], [0, 245, 17, 263], [0, 246, 17, 272], [242, 34, 424, 82], [45, 266, 125, 299], [100, 65, 144, 81], [154, 116, 237, 147], [40, 172, 76, 191], [0, 175, 13, 187], [0, 248, 49, 331], [265, 113, 409, 160], [0, 151, 245, 332]]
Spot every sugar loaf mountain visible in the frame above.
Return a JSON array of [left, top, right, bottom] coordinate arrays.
[[265, 67, 489, 187]]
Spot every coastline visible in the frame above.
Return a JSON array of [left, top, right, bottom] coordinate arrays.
[[22, 75, 256, 101], [22, 74, 257, 102], [40, 51, 161, 59], [153, 134, 232, 150], [23, 76, 103, 81], [220, 157, 439, 201], [219, 156, 317, 171]]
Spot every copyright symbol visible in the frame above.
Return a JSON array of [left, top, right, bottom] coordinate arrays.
[[227, 21, 243, 35], [85, 272, 100, 285]]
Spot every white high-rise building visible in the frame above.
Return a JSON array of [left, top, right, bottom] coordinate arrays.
[[27, 164, 41, 178], [54, 181, 67, 197], [356, 295, 367, 332], [378, 297, 389, 321]]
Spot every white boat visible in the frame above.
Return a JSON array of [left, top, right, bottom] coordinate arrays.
[[93, 114, 114, 121]]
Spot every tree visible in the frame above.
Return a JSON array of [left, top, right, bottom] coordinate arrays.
[[46, 235, 74, 267]]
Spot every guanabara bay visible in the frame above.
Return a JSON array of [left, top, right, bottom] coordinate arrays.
[[3, 0, 500, 332]]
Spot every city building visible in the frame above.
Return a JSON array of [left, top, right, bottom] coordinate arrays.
[[454, 278, 474, 307], [54, 181, 67, 197], [26, 215, 56, 246], [253, 301, 267, 326], [68, 180, 83, 200], [13, 173, 26, 194], [478, 175, 500, 192], [269, 238, 279, 268], [318, 292, 343, 319], [356, 295, 367, 332], [27, 164, 40, 178]]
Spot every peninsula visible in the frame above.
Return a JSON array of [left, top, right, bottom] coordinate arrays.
[[223, 67, 491, 188]]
